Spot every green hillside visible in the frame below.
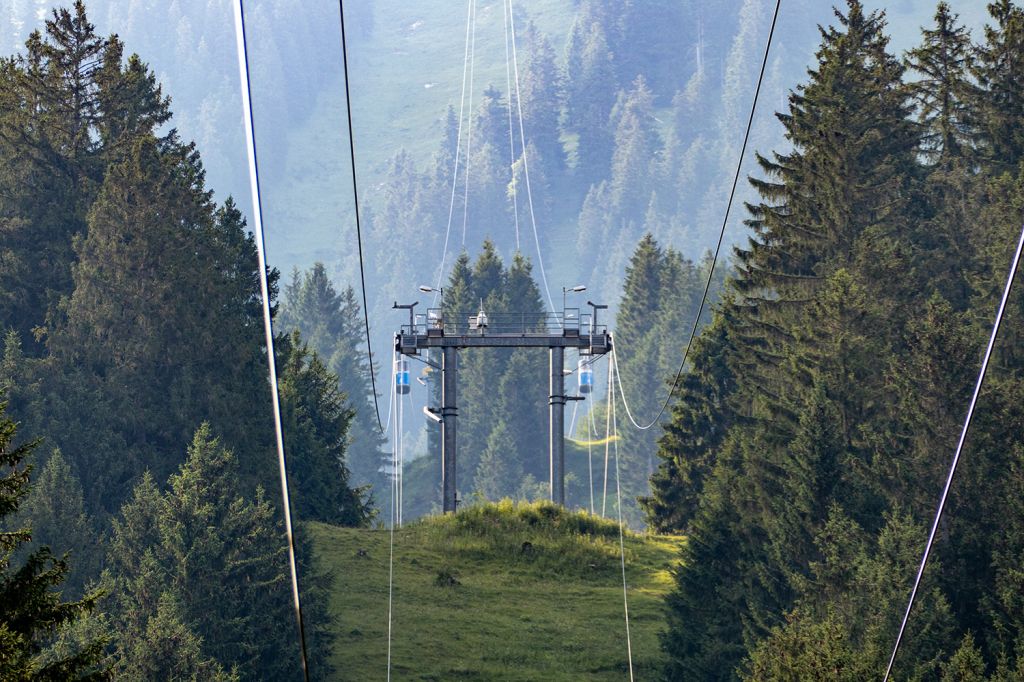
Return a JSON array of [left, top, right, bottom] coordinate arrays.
[[312, 501, 684, 680]]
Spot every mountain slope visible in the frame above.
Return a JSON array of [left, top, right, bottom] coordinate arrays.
[[312, 501, 684, 680]]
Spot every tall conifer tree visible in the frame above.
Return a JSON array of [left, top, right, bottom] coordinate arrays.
[[0, 400, 108, 680]]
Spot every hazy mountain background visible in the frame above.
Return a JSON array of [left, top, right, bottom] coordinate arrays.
[[2, 0, 992, 464]]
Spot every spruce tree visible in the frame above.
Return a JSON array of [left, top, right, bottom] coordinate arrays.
[[643, 312, 737, 532], [607, 77, 659, 221], [906, 2, 976, 168], [970, 0, 1024, 170], [278, 264, 387, 491], [456, 241, 508, 489], [106, 424, 335, 680], [744, 508, 955, 680], [278, 331, 369, 526], [662, 454, 749, 681], [0, 2, 105, 350], [485, 348, 546, 489], [120, 593, 236, 682], [660, 3, 920, 675], [474, 421, 523, 501], [0, 400, 108, 680], [51, 137, 272, 510], [17, 449, 97, 598], [614, 235, 705, 524], [516, 20, 564, 176], [563, 6, 616, 181], [901, 4, 982, 308], [736, 0, 915, 368]]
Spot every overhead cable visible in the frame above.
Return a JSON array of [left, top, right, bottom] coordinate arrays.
[[883, 220, 1024, 681], [502, 0, 521, 250], [587, 403, 596, 514], [432, 0, 475, 307], [231, 4, 310, 679], [507, 0, 558, 313], [613, 0, 782, 431], [602, 354, 613, 517], [338, 0, 385, 434], [461, 0, 478, 247], [387, 351, 398, 680], [610, 353, 635, 681]]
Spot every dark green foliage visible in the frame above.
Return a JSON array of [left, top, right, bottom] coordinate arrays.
[[0, 401, 109, 680], [611, 234, 708, 525], [661, 453, 749, 682], [971, 0, 1024, 169], [105, 424, 336, 681], [0, 4, 101, 351], [474, 422, 523, 501], [652, 1, 1024, 678], [0, 5, 365, 677], [50, 137, 274, 504], [0, 7, 314, 571], [278, 266, 387, 494], [743, 508, 955, 680], [16, 449, 98, 599], [119, 593, 237, 682], [428, 243, 549, 500], [906, 2, 976, 167], [642, 311, 736, 532], [278, 331, 371, 527]]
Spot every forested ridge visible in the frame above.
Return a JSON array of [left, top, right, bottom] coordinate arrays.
[[644, 1, 1024, 678], [2, 0, 1024, 680], [0, 4, 363, 678]]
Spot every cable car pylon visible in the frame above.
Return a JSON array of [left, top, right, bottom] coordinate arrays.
[[395, 300, 611, 512]]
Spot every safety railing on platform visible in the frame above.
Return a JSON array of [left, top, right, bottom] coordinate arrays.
[[400, 308, 607, 337]]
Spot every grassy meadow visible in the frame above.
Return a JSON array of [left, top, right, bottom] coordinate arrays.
[[312, 501, 684, 680]]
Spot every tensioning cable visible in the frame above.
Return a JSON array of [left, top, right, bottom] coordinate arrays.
[[502, 0, 521, 250], [432, 0, 475, 307], [387, 349, 399, 680], [232, 3, 310, 679], [338, 0, 385, 434], [609, 352, 635, 680], [602, 354, 613, 517], [507, 0, 558, 313], [460, 0, 478, 247], [883, 220, 1024, 681], [613, 0, 782, 431], [587, 403, 596, 514]]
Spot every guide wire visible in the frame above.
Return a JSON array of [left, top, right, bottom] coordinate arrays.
[[587, 402, 596, 515], [432, 0, 474, 307], [232, 4, 310, 680], [568, 394, 580, 438], [884, 221, 1024, 681], [383, 356, 396, 433], [461, 0, 478, 247], [338, 0, 384, 434], [399, 389, 406, 527], [611, 0, 781, 431], [387, 353, 398, 680], [502, 0, 521, 250], [602, 354, 613, 517], [507, 0, 558, 313], [610, 352, 635, 680]]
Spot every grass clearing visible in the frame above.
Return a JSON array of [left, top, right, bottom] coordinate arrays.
[[312, 500, 684, 680]]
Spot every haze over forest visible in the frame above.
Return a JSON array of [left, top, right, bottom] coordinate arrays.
[[3, 0, 990, 474], [3, 0, 1024, 679]]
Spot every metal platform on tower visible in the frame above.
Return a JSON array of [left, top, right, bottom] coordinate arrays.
[[394, 302, 612, 513]]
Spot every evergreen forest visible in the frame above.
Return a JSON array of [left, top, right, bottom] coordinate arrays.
[[2, 0, 1024, 679]]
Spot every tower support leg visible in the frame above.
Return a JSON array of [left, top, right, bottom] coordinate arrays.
[[549, 346, 565, 505], [442, 346, 458, 513]]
